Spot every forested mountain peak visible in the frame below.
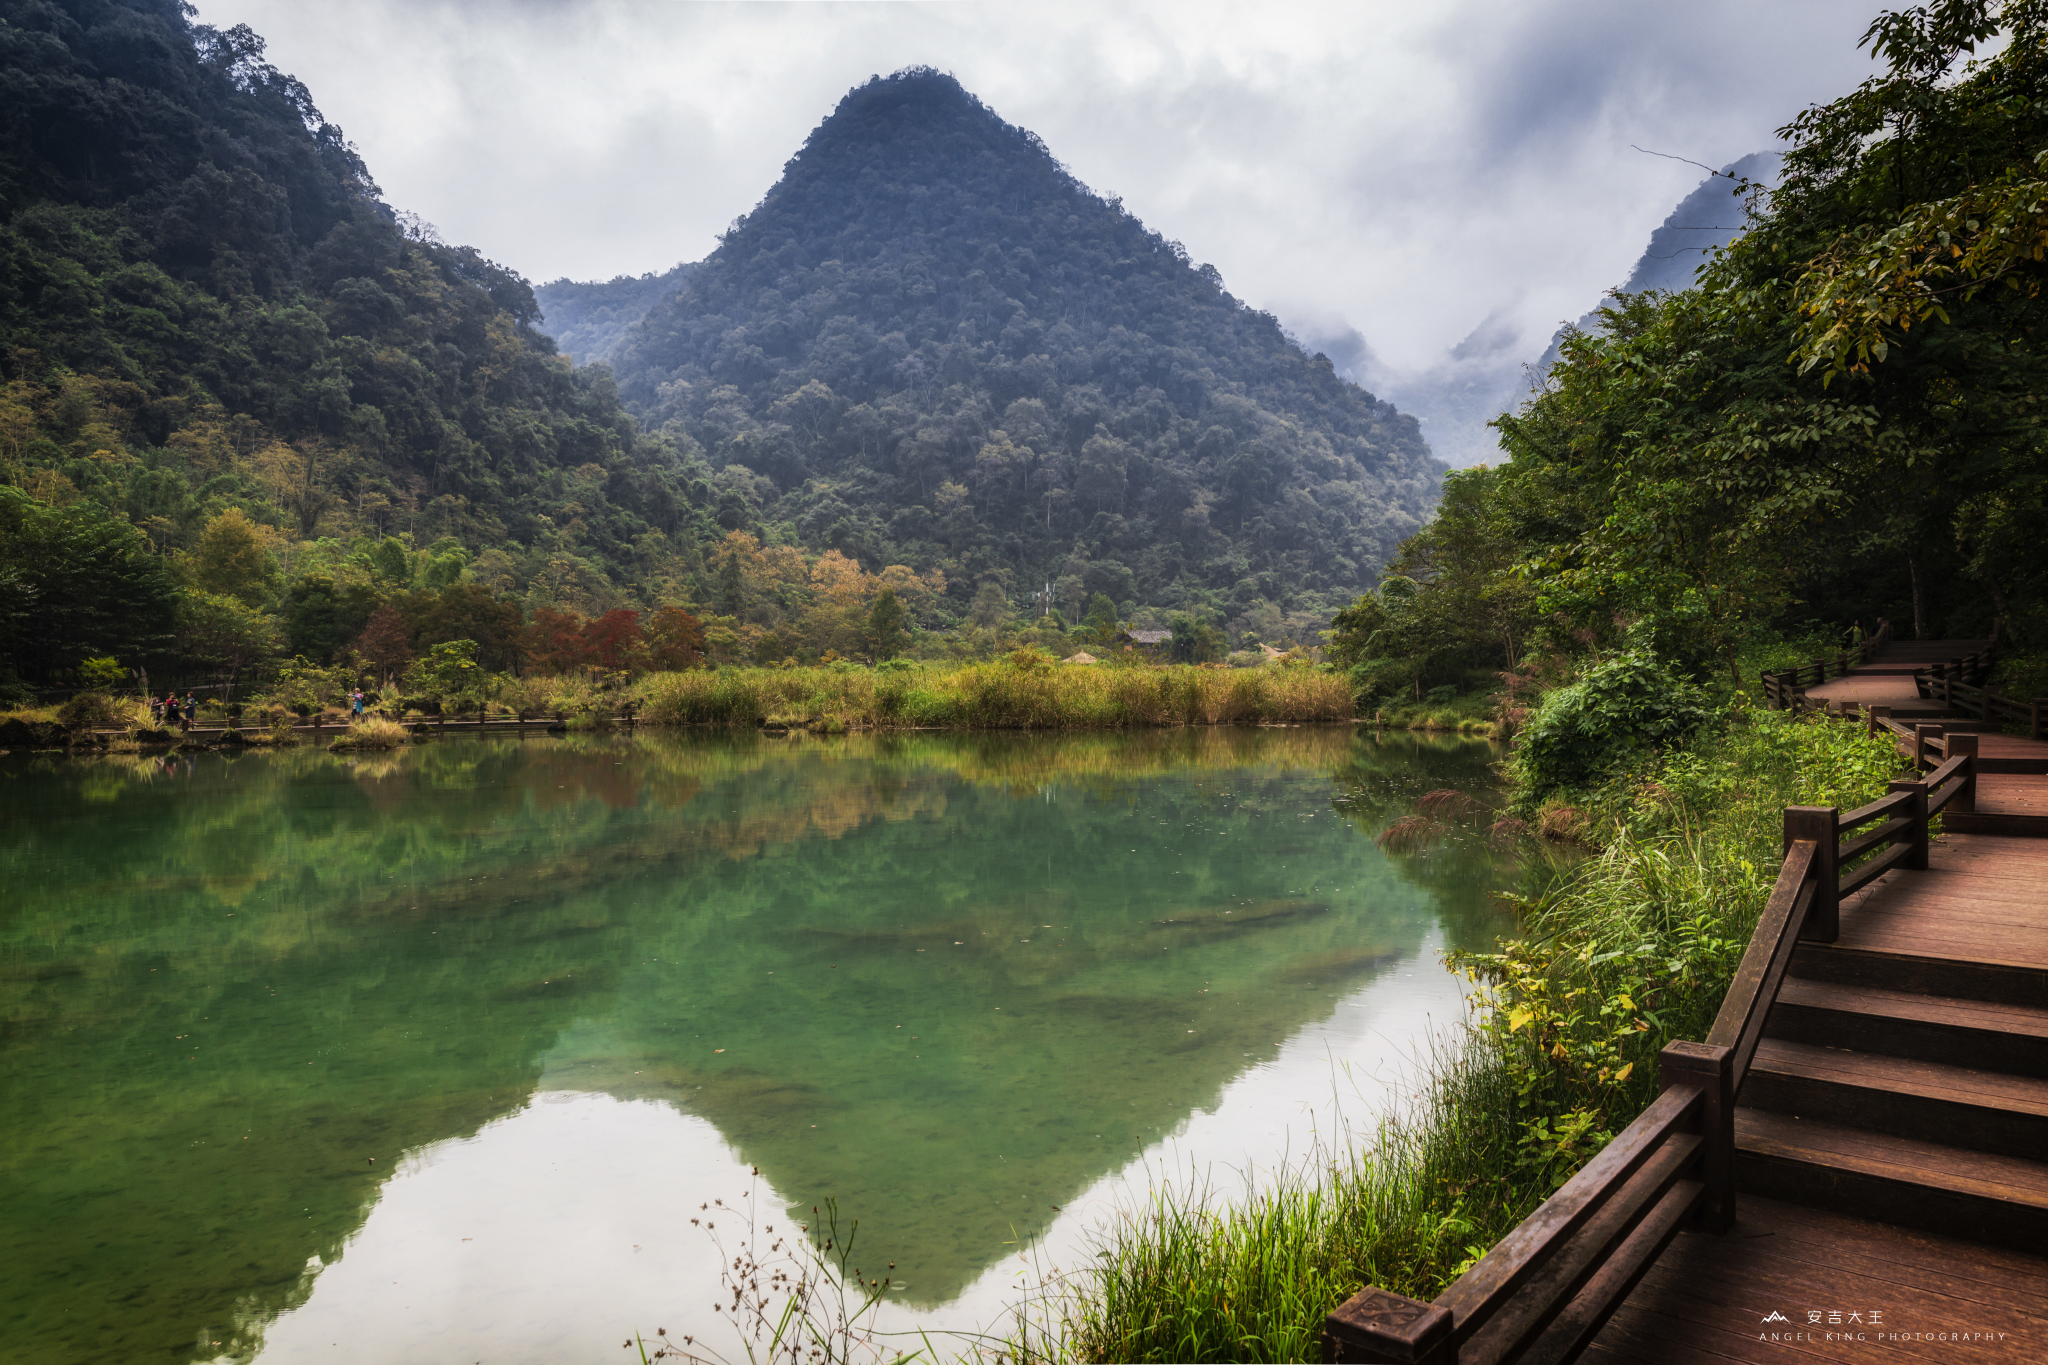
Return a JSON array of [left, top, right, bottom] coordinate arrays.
[[0, 0, 713, 687], [605, 66, 1442, 632]]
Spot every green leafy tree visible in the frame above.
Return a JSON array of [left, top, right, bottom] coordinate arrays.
[[970, 581, 1008, 629], [0, 487, 178, 686], [412, 584, 525, 672], [1082, 593, 1120, 645], [868, 588, 908, 660], [283, 574, 380, 663], [175, 592, 284, 700], [1166, 613, 1225, 664], [406, 640, 485, 703]]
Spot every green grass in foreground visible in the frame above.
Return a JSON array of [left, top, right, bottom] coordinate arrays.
[[633, 660, 1353, 729], [1049, 704, 1903, 1362]]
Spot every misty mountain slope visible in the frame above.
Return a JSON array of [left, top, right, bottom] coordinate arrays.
[[1322, 153, 1778, 468], [534, 261, 696, 365], [603, 67, 1442, 620], [1530, 152, 1780, 376]]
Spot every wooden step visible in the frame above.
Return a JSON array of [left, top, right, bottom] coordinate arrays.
[[1791, 941, 2048, 1008], [1764, 977, 2048, 1076], [1734, 1109, 2048, 1255], [1945, 810, 2048, 837], [1740, 1038, 2048, 1159]]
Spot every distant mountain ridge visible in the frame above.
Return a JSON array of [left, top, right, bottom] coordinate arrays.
[[1312, 152, 1779, 469], [551, 67, 1443, 628], [534, 261, 696, 366]]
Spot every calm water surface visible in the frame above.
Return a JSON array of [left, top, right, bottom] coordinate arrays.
[[0, 727, 1520, 1363]]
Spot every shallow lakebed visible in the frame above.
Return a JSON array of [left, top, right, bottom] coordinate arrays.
[[0, 726, 1520, 1363]]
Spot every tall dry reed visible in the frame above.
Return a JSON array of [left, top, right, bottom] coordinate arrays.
[[633, 663, 1352, 730]]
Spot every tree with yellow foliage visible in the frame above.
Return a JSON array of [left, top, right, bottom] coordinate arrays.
[[188, 509, 279, 608]]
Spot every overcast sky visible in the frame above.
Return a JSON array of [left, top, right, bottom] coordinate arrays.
[[191, 0, 1883, 375]]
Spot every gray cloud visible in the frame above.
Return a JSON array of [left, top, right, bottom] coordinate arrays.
[[194, 0, 1880, 407]]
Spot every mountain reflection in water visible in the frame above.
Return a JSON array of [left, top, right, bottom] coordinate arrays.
[[0, 727, 1519, 1362]]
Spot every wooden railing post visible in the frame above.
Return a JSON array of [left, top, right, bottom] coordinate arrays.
[[1868, 704, 1889, 737], [1787, 806, 1839, 941], [1322, 1289, 1452, 1364], [1890, 776, 1930, 871], [1659, 1041, 1735, 1233], [1947, 733, 1978, 814], [2033, 699, 2044, 743], [1913, 723, 1941, 772]]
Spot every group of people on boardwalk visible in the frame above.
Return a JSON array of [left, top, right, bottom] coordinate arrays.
[[139, 688, 369, 732]]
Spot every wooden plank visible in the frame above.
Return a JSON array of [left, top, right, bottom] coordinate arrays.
[[1750, 1039, 2048, 1115], [1792, 944, 2048, 1008], [1636, 1241, 2048, 1357], [1773, 979, 2048, 1039], [1735, 1111, 2048, 1205], [1726, 1196, 2048, 1295], [1591, 1254, 2023, 1365]]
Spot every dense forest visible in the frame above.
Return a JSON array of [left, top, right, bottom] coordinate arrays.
[[534, 260, 695, 366], [0, 9, 1439, 697], [1333, 0, 2047, 717], [601, 68, 1442, 640], [0, 0, 737, 693]]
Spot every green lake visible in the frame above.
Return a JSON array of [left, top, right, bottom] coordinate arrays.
[[0, 727, 1521, 1363]]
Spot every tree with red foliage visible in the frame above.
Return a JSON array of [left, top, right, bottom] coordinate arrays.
[[525, 605, 588, 675], [645, 606, 706, 671], [582, 609, 645, 673], [354, 603, 414, 689]]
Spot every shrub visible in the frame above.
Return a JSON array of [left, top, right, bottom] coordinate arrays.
[[1510, 645, 1712, 798], [57, 691, 126, 732]]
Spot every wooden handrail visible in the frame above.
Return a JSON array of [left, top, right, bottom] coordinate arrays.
[[1707, 840, 1818, 1088], [1322, 731, 1971, 1364]]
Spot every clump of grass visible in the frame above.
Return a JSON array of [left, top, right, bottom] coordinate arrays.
[[634, 662, 1353, 730], [1057, 1038, 1529, 1364], [327, 716, 412, 751]]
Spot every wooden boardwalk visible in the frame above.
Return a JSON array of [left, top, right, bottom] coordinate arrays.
[[1806, 638, 1995, 722], [1581, 731, 2048, 1360], [1325, 634, 2048, 1364]]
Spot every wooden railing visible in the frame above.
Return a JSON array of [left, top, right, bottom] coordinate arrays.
[[1758, 620, 1891, 710], [1321, 741, 1975, 1364], [1911, 672, 2044, 739]]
